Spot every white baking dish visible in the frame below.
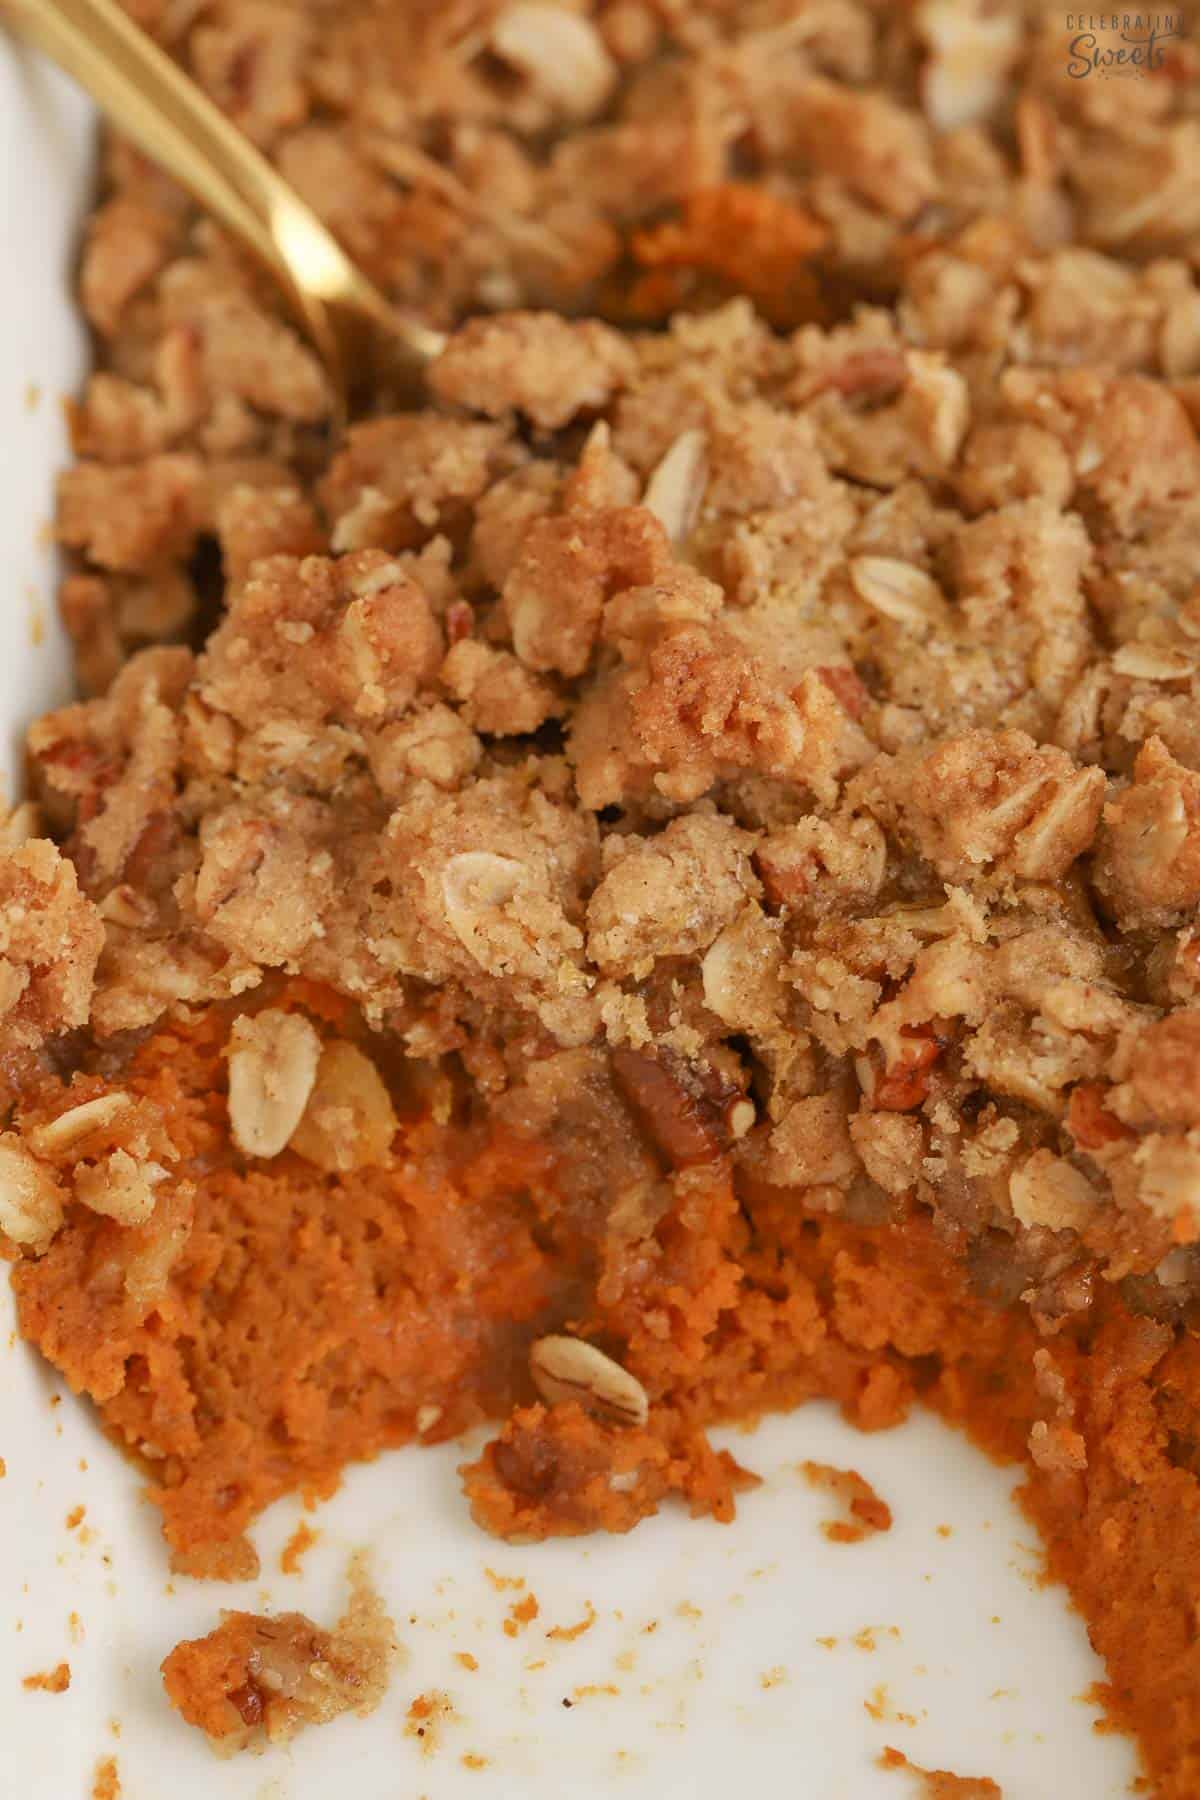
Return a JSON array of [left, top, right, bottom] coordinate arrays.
[[0, 36, 1138, 1799]]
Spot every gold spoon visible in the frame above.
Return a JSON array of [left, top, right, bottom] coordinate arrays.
[[1, 0, 447, 419]]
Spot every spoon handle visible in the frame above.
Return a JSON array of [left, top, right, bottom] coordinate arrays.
[[1, 0, 443, 401]]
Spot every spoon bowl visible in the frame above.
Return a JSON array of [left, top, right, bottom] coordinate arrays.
[[0, 0, 446, 422]]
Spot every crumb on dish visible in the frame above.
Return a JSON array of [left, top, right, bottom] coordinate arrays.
[[879, 1744, 1002, 1798], [160, 1557, 395, 1752], [802, 1462, 893, 1544], [22, 1663, 71, 1694]]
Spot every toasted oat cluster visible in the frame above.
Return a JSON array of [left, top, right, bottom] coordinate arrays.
[[11, 2, 1200, 1784]]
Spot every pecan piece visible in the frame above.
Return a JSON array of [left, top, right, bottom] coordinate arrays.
[[610, 1047, 744, 1169], [1067, 1082, 1134, 1151], [869, 1023, 948, 1112], [802, 347, 909, 404]]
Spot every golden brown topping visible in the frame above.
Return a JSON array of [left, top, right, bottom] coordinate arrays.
[[503, 506, 667, 678], [0, 839, 103, 1057], [586, 814, 757, 981], [0, 1136, 65, 1253], [868, 730, 1105, 886], [763, 1094, 861, 1192], [529, 1336, 649, 1428], [700, 903, 786, 1036], [1067, 1083, 1134, 1152], [74, 1148, 167, 1227], [1095, 737, 1200, 929], [756, 816, 886, 918], [849, 1112, 924, 1197], [1009, 1151, 1100, 1234], [1128, 1012, 1200, 1128], [917, 0, 1021, 131], [431, 314, 633, 429], [440, 640, 560, 737]]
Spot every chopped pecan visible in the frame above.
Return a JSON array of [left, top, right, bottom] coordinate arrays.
[[1067, 1082, 1135, 1150], [799, 347, 909, 405], [610, 1047, 744, 1169], [813, 665, 869, 722], [1129, 1011, 1200, 1127], [869, 1023, 948, 1113]]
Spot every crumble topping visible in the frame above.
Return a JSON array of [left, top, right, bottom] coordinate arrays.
[[29, 284, 1200, 1304]]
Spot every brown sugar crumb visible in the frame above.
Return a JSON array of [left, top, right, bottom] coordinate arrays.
[[454, 1652, 479, 1673], [802, 1463, 893, 1545], [22, 1662, 71, 1694], [879, 1745, 1002, 1798], [503, 1592, 540, 1637], [161, 1559, 395, 1753], [546, 1601, 596, 1642], [0, 1459, 6, 1478], [279, 1520, 318, 1575], [462, 1752, 489, 1769], [65, 1505, 86, 1531], [405, 1689, 457, 1757], [91, 1757, 121, 1800], [572, 1682, 619, 1700]]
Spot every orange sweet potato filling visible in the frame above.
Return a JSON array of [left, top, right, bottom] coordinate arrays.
[[13, 996, 1200, 1794]]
